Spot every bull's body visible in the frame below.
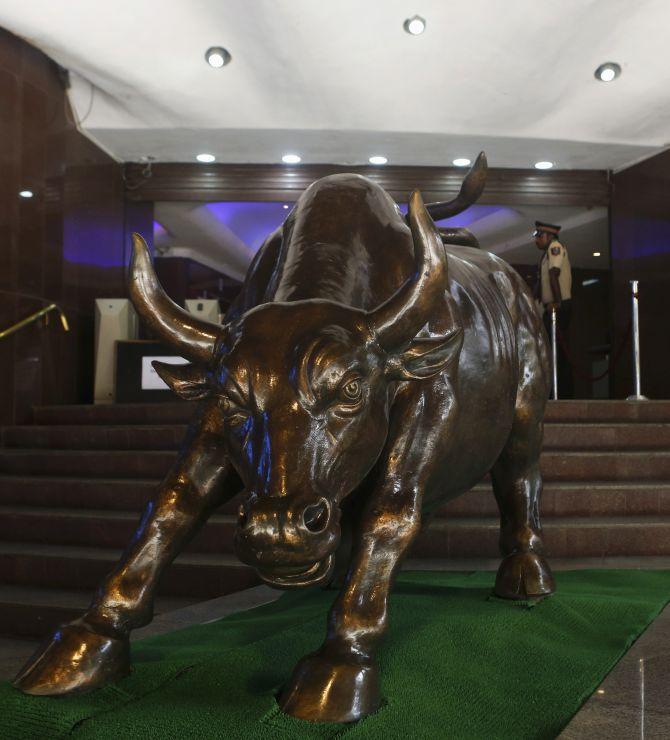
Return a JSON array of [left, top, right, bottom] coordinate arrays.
[[15, 163, 555, 724], [232, 174, 544, 514]]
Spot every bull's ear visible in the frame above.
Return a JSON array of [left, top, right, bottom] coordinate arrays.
[[152, 361, 211, 400], [387, 329, 463, 380]]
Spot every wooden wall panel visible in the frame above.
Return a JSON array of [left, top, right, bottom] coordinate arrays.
[[124, 162, 610, 207]]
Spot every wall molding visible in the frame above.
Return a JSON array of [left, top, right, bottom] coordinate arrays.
[[124, 163, 611, 207]]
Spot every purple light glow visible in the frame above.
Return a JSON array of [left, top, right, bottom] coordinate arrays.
[[205, 202, 290, 252], [63, 211, 125, 268], [397, 203, 506, 227]]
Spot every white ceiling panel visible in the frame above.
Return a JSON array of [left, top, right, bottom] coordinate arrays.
[[2, 0, 668, 169]]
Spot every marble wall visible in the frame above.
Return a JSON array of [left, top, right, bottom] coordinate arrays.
[[0, 28, 126, 423]]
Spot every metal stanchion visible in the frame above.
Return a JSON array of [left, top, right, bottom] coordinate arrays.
[[551, 306, 558, 400], [626, 279, 647, 401]]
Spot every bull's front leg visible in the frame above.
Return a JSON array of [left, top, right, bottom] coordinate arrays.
[[279, 485, 422, 722], [13, 411, 235, 696]]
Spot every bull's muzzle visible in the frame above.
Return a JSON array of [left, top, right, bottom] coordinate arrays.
[[234, 495, 340, 589]]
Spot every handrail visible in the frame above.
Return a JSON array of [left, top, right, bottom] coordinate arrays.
[[0, 303, 69, 340]]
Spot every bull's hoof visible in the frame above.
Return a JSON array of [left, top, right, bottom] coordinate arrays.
[[494, 551, 556, 600], [278, 650, 380, 723], [13, 618, 130, 696]]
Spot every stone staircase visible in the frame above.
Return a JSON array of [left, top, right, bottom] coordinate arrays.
[[1, 400, 669, 639]]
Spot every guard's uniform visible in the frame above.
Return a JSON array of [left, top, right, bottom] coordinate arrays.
[[540, 240, 571, 307], [534, 221, 574, 398]]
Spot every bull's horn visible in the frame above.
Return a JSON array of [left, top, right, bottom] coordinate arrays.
[[438, 226, 480, 249], [128, 233, 219, 363], [421, 151, 487, 222], [369, 190, 453, 349]]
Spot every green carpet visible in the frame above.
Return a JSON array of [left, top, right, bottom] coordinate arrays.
[[3, 569, 669, 739]]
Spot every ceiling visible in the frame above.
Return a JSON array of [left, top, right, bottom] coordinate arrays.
[[1, 0, 669, 170], [154, 201, 609, 281]]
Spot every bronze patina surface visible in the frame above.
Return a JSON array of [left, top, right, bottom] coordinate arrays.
[[14, 154, 555, 722]]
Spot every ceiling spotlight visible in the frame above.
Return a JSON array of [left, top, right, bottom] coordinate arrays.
[[593, 251, 601, 257], [452, 158, 471, 167], [404, 15, 426, 35], [594, 62, 621, 83], [205, 46, 231, 68], [196, 153, 216, 163], [534, 160, 554, 170], [18, 189, 34, 198], [282, 153, 301, 164], [282, 204, 289, 209], [369, 155, 388, 165]]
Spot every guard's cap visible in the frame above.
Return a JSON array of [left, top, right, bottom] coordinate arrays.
[[533, 220, 561, 237]]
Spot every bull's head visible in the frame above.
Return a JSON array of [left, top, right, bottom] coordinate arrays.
[[129, 190, 465, 589]]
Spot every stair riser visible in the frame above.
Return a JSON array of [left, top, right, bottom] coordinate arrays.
[[545, 402, 670, 423], [441, 488, 670, 517], [31, 401, 670, 426], [6, 424, 668, 452], [0, 553, 258, 599], [0, 452, 177, 479], [0, 603, 82, 640], [4, 511, 670, 559], [0, 452, 667, 481], [2, 427, 188, 451], [543, 425, 670, 450], [32, 404, 197, 425], [412, 523, 670, 559], [0, 513, 238, 553]]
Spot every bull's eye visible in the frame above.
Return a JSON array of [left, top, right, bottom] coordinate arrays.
[[340, 379, 362, 403], [220, 396, 248, 426]]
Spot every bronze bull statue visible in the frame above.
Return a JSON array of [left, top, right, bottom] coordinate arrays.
[[14, 154, 555, 722]]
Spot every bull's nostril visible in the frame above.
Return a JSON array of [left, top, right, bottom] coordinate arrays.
[[238, 503, 248, 528], [302, 498, 329, 534]]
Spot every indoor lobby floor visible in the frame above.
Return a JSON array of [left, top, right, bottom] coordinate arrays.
[[2, 577, 669, 739]]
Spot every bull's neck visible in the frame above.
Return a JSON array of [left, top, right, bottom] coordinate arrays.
[[271, 239, 373, 308]]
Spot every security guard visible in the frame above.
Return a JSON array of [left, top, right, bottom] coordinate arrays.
[[534, 221, 574, 397]]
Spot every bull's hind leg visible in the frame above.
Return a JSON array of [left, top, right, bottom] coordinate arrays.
[[14, 413, 235, 696], [491, 407, 555, 600]]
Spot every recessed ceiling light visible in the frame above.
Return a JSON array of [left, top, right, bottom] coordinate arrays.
[[369, 155, 388, 165], [18, 189, 33, 198], [594, 62, 621, 82], [196, 153, 216, 163], [282, 204, 289, 209], [593, 251, 601, 257], [282, 153, 301, 164], [453, 158, 471, 167], [205, 46, 231, 68], [534, 160, 554, 170], [404, 15, 426, 35]]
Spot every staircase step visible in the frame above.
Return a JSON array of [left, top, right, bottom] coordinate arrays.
[[543, 423, 670, 450], [1, 426, 187, 451], [1, 449, 667, 481], [0, 542, 258, 599], [441, 482, 670, 517], [0, 477, 159, 510], [0, 586, 194, 639], [29, 400, 670, 427], [3, 507, 669, 560], [0, 476, 243, 514], [0, 507, 237, 553], [2, 479, 668, 520], [544, 400, 670, 423], [4, 422, 668, 452], [0, 450, 176, 478], [412, 515, 670, 559], [32, 403, 196, 426]]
